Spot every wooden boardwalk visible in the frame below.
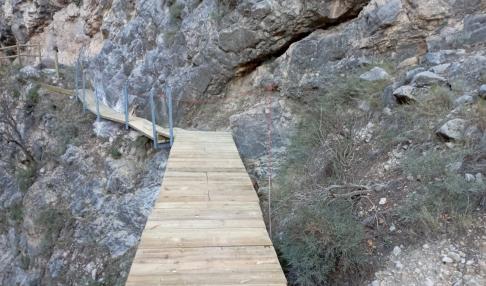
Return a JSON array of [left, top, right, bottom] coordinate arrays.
[[126, 130, 287, 285], [40, 84, 286, 284]]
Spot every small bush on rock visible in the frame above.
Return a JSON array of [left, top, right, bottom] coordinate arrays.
[[110, 146, 122, 159], [16, 163, 37, 193]]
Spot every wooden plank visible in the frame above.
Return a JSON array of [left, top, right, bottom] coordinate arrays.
[[147, 206, 263, 221], [126, 271, 287, 286], [137, 228, 273, 248], [133, 246, 280, 264], [144, 219, 265, 229]]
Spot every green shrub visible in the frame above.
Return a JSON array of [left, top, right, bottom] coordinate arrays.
[[16, 163, 37, 192], [53, 122, 80, 155], [323, 75, 389, 111], [278, 200, 365, 285], [9, 203, 24, 222], [19, 254, 30, 270], [273, 70, 390, 284], [400, 149, 486, 234], [110, 146, 122, 159], [36, 208, 70, 252], [12, 89, 21, 98], [169, 1, 184, 20], [132, 136, 150, 151], [26, 85, 40, 111]]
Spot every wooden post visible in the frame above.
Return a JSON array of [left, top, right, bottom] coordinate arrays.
[[53, 46, 60, 79], [16, 41, 21, 66]]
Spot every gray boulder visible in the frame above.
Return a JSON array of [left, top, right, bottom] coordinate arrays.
[[453, 94, 475, 107], [436, 118, 467, 141], [429, 63, 451, 74], [405, 67, 426, 83], [359, 67, 391, 81], [412, 71, 447, 87], [393, 85, 416, 103], [479, 85, 486, 99]]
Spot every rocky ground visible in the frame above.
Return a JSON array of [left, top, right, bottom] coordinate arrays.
[[1, 0, 486, 285], [372, 216, 486, 286]]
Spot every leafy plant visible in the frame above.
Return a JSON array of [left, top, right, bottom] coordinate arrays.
[[16, 163, 37, 192], [110, 146, 122, 159], [26, 85, 40, 111], [9, 203, 24, 222]]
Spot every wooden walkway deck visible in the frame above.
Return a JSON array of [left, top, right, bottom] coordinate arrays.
[[41, 83, 286, 285], [126, 130, 287, 285]]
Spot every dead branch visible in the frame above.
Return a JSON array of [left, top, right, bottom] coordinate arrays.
[[317, 183, 373, 200], [0, 89, 36, 163]]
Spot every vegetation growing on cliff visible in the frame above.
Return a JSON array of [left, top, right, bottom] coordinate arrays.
[[273, 63, 486, 285]]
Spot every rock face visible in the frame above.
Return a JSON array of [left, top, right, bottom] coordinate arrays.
[[88, 0, 370, 110], [0, 78, 169, 285], [0, 136, 169, 285], [1, 0, 486, 285]]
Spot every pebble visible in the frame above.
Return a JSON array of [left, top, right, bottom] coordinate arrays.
[[465, 173, 475, 182], [442, 256, 454, 264], [379, 198, 387, 205], [393, 246, 401, 256], [448, 252, 461, 262], [383, 107, 392, 116]]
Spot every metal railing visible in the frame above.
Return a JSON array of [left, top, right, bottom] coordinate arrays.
[[73, 48, 175, 149]]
